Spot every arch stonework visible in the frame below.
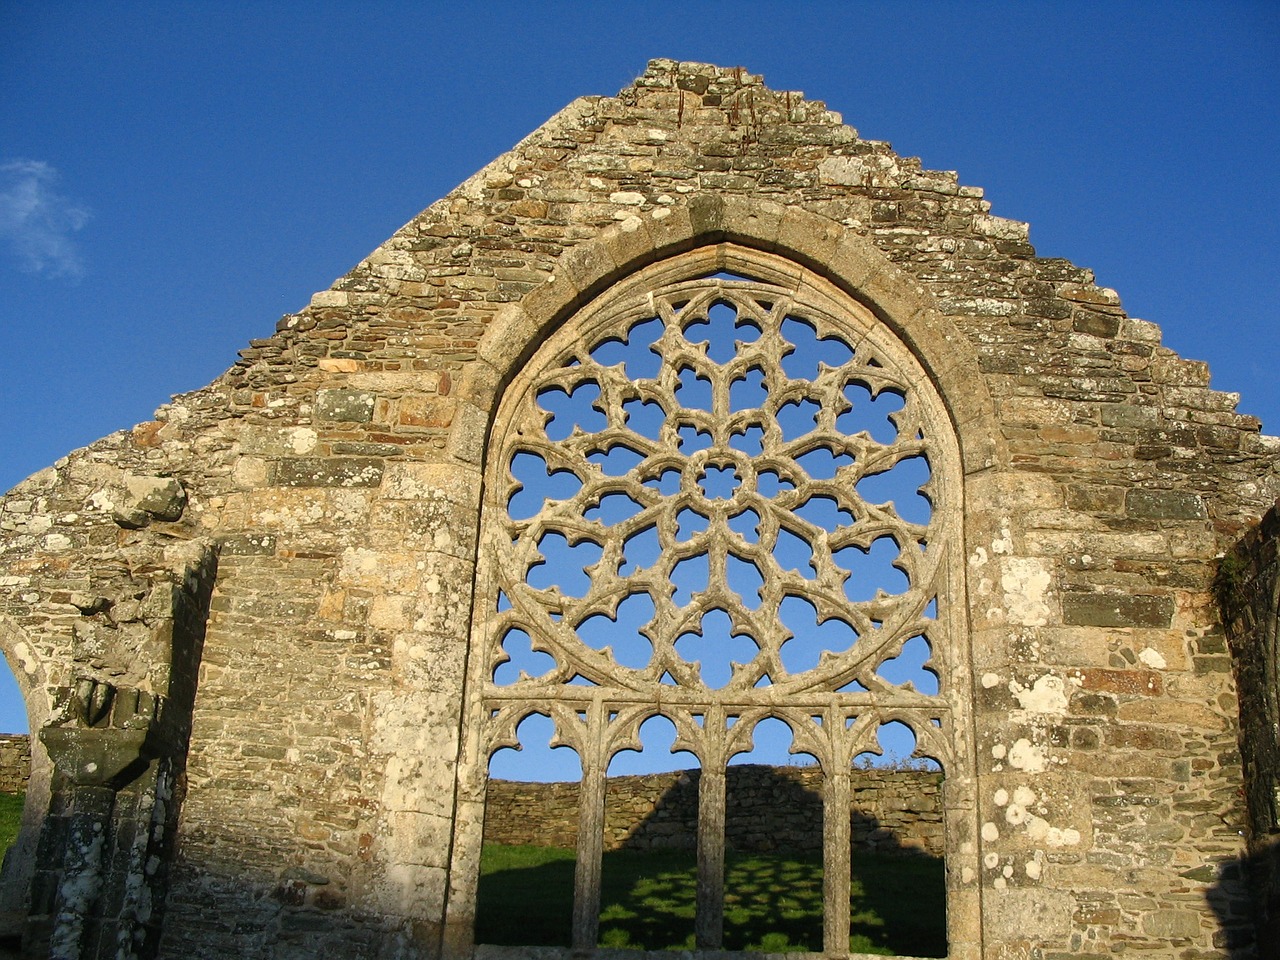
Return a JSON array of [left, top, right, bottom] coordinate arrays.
[[444, 238, 985, 957], [0, 618, 52, 915], [0, 59, 1275, 960], [455, 199, 1002, 478]]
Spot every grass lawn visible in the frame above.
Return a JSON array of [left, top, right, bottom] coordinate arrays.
[[477, 843, 946, 956], [0, 793, 23, 862]]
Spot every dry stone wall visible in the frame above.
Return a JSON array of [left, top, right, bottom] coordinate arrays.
[[484, 764, 943, 857], [0, 736, 29, 795], [0, 59, 1274, 959]]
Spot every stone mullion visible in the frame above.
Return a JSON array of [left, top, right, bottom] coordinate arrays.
[[570, 704, 608, 950], [823, 764, 853, 957], [695, 704, 727, 949]]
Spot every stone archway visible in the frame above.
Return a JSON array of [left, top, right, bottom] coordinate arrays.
[[0, 618, 53, 917], [446, 240, 985, 958]]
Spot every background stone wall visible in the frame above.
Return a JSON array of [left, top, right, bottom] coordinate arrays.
[[1220, 501, 1280, 947], [0, 735, 28, 795], [485, 764, 943, 857]]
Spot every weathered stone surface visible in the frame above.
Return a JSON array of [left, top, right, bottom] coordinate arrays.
[[986, 887, 1075, 940], [217, 533, 276, 556], [1126, 488, 1208, 520], [110, 474, 188, 528], [270, 456, 384, 487], [316, 388, 376, 423], [1061, 592, 1175, 628], [1143, 909, 1203, 939]]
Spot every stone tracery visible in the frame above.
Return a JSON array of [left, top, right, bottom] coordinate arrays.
[[474, 248, 964, 951]]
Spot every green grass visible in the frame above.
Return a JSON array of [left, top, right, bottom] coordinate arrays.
[[0, 793, 23, 862], [477, 843, 946, 956]]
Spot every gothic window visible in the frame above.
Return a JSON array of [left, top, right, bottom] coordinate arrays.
[[463, 247, 968, 954]]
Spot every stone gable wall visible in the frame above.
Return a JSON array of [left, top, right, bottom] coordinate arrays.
[[0, 59, 1274, 959]]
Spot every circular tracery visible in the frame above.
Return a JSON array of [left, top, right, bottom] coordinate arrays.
[[465, 246, 976, 956], [485, 263, 953, 733]]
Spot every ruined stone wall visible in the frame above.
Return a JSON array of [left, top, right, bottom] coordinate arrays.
[[0, 735, 29, 795], [484, 765, 944, 857], [0, 59, 1274, 959], [1220, 501, 1280, 947]]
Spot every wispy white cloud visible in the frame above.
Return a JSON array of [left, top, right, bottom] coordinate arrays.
[[0, 160, 91, 279]]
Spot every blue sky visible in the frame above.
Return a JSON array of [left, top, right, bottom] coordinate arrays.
[[0, 1, 1276, 737]]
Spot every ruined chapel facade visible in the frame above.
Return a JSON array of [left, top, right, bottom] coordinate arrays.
[[0, 61, 1277, 959]]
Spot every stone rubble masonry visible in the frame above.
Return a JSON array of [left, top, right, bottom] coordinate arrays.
[[0, 735, 29, 795], [0, 58, 1274, 959], [484, 764, 944, 857], [1219, 501, 1280, 947]]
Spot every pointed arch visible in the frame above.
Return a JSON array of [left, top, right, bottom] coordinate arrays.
[[446, 225, 985, 957], [452, 198, 1002, 479]]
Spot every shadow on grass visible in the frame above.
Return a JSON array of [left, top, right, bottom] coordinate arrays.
[[476, 844, 945, 956], [476, 843, 577, 947]]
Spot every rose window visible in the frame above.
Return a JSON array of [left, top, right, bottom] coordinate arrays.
[[486, 270, 949, 708]]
